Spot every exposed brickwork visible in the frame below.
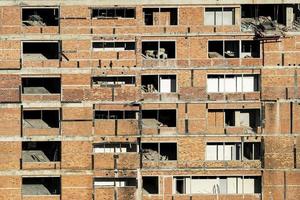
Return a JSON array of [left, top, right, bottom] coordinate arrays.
[[0, 1, 299, 200]]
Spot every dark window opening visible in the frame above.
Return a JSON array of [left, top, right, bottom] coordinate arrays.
[[142, 42, 158, 58], [143, 8, 159, 25], [161, 8, 178, 25], [142, 143, 177, 161], [225, 109, 260, 129], [142, 143, 159, 161], [22, 141, 61, 162], [142, 177, 159, 194], [22, 177, 61, 195], [92, 42, 135, 51], [175, 177, 186, 194], [92, 8, 135, 19], [224, 41, 239, 58], [23, 42, 59, 60], [243, 142, 261, 160], [141, 75, 176, 93], [225, 110, 235, 126], [22, 8, 59, 26], [23, 110, 59, 128], [94, 143, 137, 153], [160, 143, 177, 160], [141, 75, 159, 92], [160, 42, 176, 58], [143, 8, 178, 25], [253, 176, 262, 193], [22, 77, 61, 94], [208, 41, 223, 58], [142, 41, 175, 59], [208, 40, 244, 58], [92, 76, 135, 86], [95, 110, 138, 120], [142, 109, 176, 127], [241, 41, 260, 58]]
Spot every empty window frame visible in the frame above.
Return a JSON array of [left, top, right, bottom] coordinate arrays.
[[22, 177, 61, 195], [142, 109, 177, 127], [142, 41, 176, 59], [94, 110, 138, 120], [94, 178, 137, 187], [22, 7, 59, 26], [204, 7, 235, 25], [243, 142, 261, 160], [22, 141, 61, 162], [92, 41, 135, 51], [93, 143, 137, 153], [22, 41, 60, 60], [141, 75, 176, 93], [92, 8, 135, 19], [207, 74, 259, 93], [143, 8, 178, 25], [92, 76, 136, 86], [22, 77, 61, 94], [208, 40, 239, 58], [174, 177, 188, 194], [241, 41, 260, 58], [23, 110, 60, 128], [173, 176, 261, 194], [225, 109, 260, 128], [142, 143, 177, 161], [208, 40, 260, 58], [143, 176, 159, 194]]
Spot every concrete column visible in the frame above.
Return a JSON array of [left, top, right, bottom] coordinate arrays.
[[286, 6, 294, 27], [235, 111, 240, 126]]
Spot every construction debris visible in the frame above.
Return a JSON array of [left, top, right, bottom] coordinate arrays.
[[242, 16, 300, 38], [142, 149, 167, 161], [141, 84, 158, 93], [241, 17, 284, 37], [23, 15, 46, 26]]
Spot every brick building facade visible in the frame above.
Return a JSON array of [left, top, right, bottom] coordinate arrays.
[[0, 0, 299, 200]]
